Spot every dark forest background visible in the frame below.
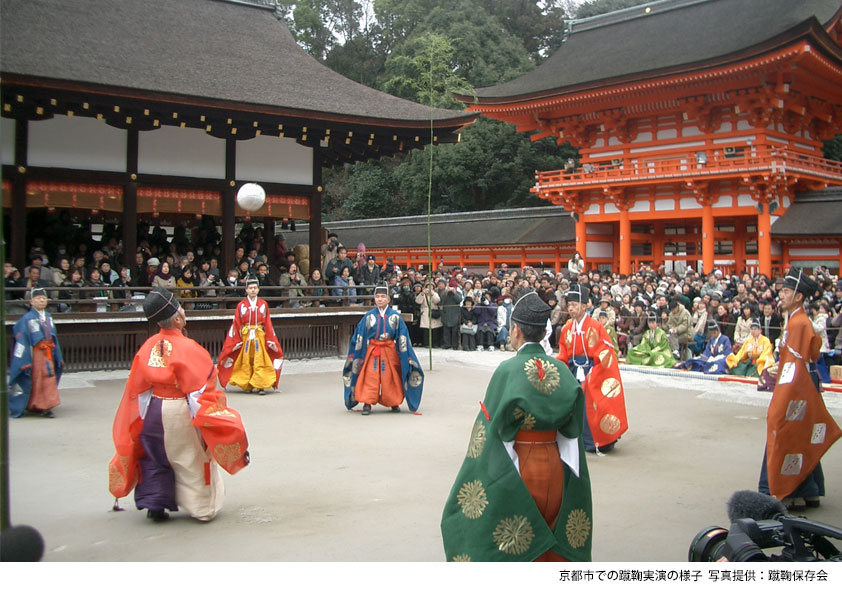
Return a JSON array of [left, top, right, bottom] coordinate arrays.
[[276, 0, 842, 220]]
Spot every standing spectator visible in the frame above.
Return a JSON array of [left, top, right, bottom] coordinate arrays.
[[760, 301, 783, 346], [440, 278, 463, 350], [359, 254, 381, 295], [567, 251, 584, 277], [495, 294, 514, 351], [325, 246, 354, 284], [321, 232, 342, 275], [416, 280, 443, 348], [8, 288, 64, 418]]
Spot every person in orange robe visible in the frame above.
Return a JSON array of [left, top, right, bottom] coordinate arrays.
[[108, 286, 249, 522], [557, 283, 628, 453], [217, 277, 283, 394], [758, 268, 841, 510]]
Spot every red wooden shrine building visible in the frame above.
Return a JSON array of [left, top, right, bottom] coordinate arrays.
[[0, 0, 474, 275], [454, 0, 842, 277]]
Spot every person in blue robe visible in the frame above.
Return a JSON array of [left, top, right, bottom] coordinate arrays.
[[676, 320, 731, 374], [9, 288, 64, 418], [343, 284, 424, 415]]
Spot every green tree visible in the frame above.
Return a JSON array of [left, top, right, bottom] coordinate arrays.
[[824, 135, 842, 163]]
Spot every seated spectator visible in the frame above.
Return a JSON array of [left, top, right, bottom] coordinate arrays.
[[333, 265, 357, 306], [308, 268, 326, 307], [629, 299, 648, 347], [726, 321, 774, 377], [627, 313, 675, 368], [151, 260, 176, 290], [5, 264, 23, 300], [111, 266, 135, 310], [474, 291, 498, 351], [176, 266, 199, 308], [732, 305, 755, 352], [666, 299, 694, 362], [676, 320, 731, 374], [279, 262, 308, 308], [598, 309, 619, 352], [99, 260, 119, 285], [57, 268, 84, 312], [460, 296, 478, 351]]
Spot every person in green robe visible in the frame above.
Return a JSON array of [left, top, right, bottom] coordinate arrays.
[[441, 290, 592, 562], [626, 313, 675, 368]]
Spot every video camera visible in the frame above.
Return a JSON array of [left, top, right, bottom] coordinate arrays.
[[689, 491, 842, 562]]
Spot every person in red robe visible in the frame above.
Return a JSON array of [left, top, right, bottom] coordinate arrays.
[[217, 276, 283, 394], [108, 286, 249, 522], [557, 283, 628, 453], [758, 268, 841, 510]]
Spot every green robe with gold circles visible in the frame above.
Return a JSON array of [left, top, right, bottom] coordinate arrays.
[[440, 342, 592, 562], [626, 327, 675, 368]]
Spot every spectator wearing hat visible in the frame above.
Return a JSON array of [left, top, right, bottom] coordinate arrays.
[[759, 268, 842, 510], [359, 253, 381, 297], [442, 291, 592, 562], [591, 294, 616, 328], [343, 284, 424, 416], [473, 290, 498, 351], [700, 272, 724, 299], [8, 287, 64, 418], [629, 299, 648, 347], [217, 276, 283, 395], [460, 296, 478, 351], [726, 320, 773, 377], [627, 312, 675, 368], [108, 286, 249, 523], [675, 320, 731, 374], [556, 283, 628, 453]]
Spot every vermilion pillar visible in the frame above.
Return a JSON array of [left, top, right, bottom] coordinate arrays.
[[757, 200, 772, 277], [575, 214, 587, 267], [618, 205, 631, 275], [701, 202, 714, 275]]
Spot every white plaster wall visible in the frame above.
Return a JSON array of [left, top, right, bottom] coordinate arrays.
[[1, 117, 15, 165], [139, 126, 224, 179], [237, 135, 313, 185], [28, 115, 126, 172]]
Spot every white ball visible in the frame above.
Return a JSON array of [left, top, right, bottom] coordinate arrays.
[[236, 182, 266, 212]]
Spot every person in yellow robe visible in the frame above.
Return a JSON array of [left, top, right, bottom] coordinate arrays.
[[726, 320, 774, 377]]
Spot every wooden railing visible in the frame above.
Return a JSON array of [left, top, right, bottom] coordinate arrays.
[[4, 284, 378, 371], [534, 146, 842, 192]]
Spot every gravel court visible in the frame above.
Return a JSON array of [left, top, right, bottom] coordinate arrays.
[[5, 348, 842, 562]]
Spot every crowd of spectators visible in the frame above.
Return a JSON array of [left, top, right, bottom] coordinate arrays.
[[4, 217, 842, 374]]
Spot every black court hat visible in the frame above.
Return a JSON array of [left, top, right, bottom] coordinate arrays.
[[143, 286, 180, 322], [374, 283, 389, 296], [511, 290, 551, 327], [565, 284, 586, 303], [30, 287, 48, 299], [783, 267, 818, 297], [647, 313, 658, 322], [707, 320, 720, 332], [245, 276, 259, 287], [750, 320, 761, 329]]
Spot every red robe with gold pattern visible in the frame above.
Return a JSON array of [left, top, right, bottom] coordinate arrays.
[[217, 296, 283, 388], [557, 314, 628, 449], [109, 327, 249, 501], [766, 307, 841, 499]]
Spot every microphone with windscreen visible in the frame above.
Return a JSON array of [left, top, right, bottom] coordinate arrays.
[[727, 490, 788, 522], [0, 524, 45, 562]]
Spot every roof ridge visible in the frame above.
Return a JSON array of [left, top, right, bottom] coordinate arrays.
[[569, 0, 714, 34]]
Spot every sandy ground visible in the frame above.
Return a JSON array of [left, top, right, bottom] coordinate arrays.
[[5, 348, 842, 562]]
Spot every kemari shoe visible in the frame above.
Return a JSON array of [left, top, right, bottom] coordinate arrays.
[[41, 410, 55, 418], [476, 346, 483, 351], [391, 406, 401, 413], [147, 509, 169, 522], [806, 497, 821, 509], [257, 389, 266, 396], [783, 497, 807, 512], [361, 404, 372, 415]]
